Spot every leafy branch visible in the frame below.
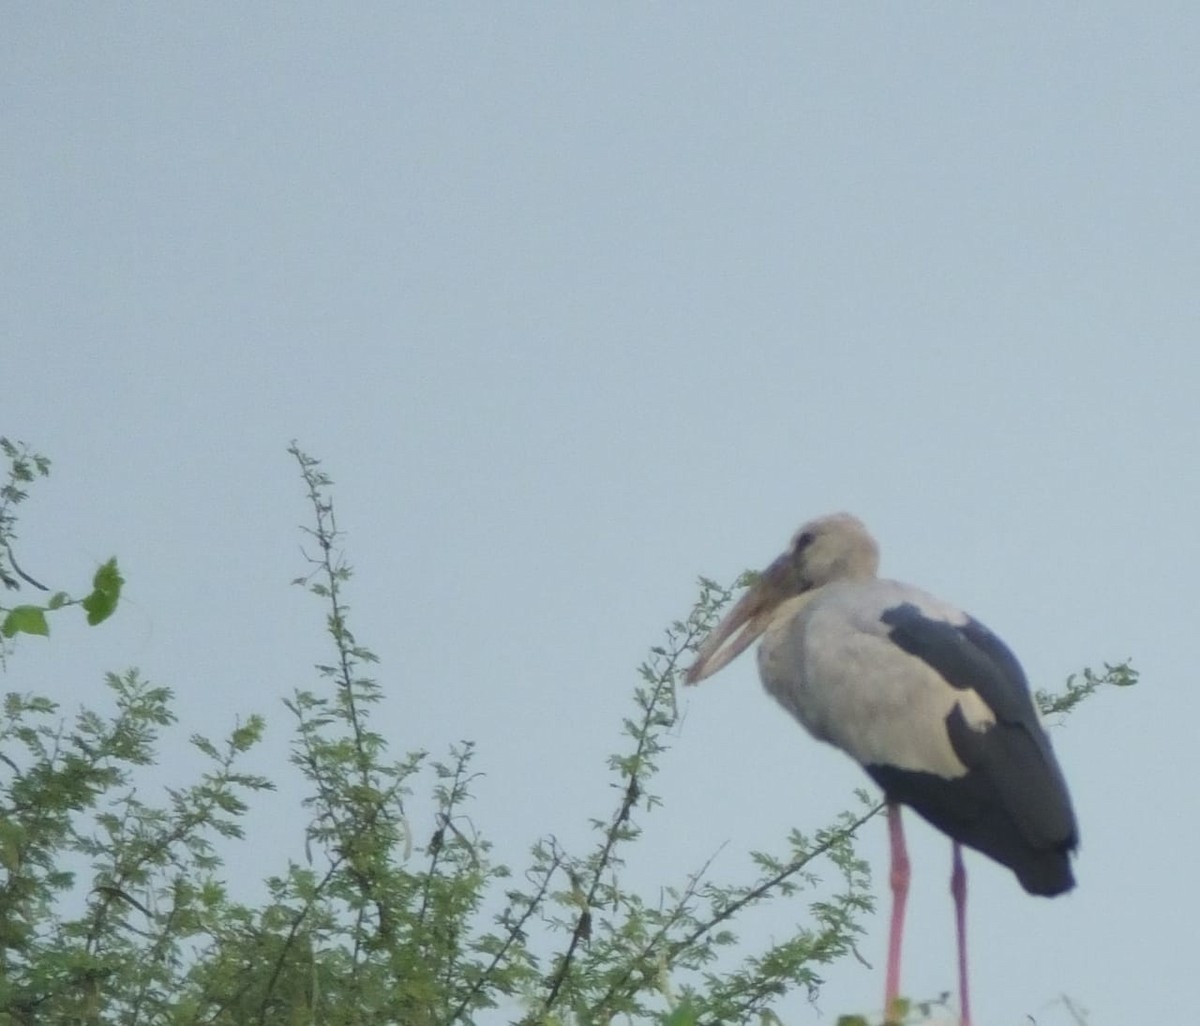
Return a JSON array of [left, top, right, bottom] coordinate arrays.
[[0, 437, 122, 640]]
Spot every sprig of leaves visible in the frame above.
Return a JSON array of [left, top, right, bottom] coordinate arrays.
[[0, 439, 123, 639]]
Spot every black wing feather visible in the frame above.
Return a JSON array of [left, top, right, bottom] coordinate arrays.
[[874, 602, 1078, 895]]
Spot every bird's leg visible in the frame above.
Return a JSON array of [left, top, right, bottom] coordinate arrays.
[[884, 803, 909, 1025], [951, 842, 971, 1026]]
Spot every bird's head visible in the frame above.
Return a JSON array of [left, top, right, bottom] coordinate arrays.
[[684, 512, 879, 684]]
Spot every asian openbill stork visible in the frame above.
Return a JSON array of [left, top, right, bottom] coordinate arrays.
[[685, 513, 1077, 1026]]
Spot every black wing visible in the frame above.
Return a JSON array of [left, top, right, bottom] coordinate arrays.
[[872, 602, 1078, 895]]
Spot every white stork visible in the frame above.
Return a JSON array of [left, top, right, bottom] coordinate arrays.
[[685, 513, 1077, 1026]]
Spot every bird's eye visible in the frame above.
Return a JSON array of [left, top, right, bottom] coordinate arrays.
[[793, 531, 815, 553]]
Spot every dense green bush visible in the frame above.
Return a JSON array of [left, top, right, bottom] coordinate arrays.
[[0, 439, 1134, 1025]]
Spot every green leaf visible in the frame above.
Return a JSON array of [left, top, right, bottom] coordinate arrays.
[[81, 557, 123, 626], [661, 1000, 698, 1026], [1, 605, 50, 637], [47, 591, 71, 610]]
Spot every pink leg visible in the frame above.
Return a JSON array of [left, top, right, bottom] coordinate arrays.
[[951, 843, 972, 1026], [885, 804, 910, 1025]]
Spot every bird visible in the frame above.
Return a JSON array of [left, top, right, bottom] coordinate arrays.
[[684, 513, 1077, 1026]]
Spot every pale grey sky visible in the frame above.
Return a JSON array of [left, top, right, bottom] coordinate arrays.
[[5, 7, 1196, 1024]]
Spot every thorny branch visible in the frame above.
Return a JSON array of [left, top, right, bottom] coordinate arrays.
[[538, 581, 733, 1015], [443, 848, 563, 1026]]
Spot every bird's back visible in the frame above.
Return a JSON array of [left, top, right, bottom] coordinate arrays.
[[757, 577, 1078, 895]]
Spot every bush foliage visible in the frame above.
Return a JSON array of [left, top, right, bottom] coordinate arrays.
[[0, 439, 1135, 1025]]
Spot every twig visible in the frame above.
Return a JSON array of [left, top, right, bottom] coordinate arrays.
[[3, 542, 48, 590], [538, 609, 713, 1014], [443, 849, 562, 1026]]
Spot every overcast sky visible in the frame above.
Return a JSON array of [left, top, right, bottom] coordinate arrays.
[[5, 7, 1196, 1024]]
